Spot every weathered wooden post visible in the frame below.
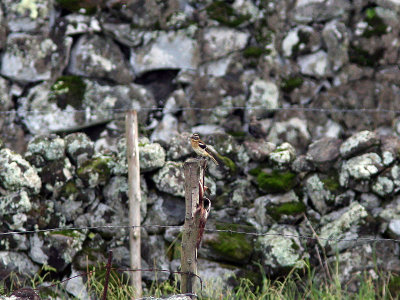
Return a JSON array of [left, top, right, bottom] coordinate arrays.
[[125, 110, 142, 297], [181, 158, 205, 298]]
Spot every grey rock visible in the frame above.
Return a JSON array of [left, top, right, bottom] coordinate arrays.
[[26, 134, 65, 161], [199, 55, 234, 77], [39, 158, 74, 196], [164, 226, 182, 243], [76, 154, 112, 188], [229, 179, 257, 207], [0, 33, 71, 83], [0, 77, 13, 111], [319, 202, 368, 249], [388, 219, 400, 238], [359, 193, 381, 213], [268, 142, 296, 169], [0, 149, 41, 195], [372, 175, 395, 197], [246, 79, 279, 120], [267, 117, 311, 151], [196, 259, 237, 298], [322, 20, 349, 72], [256, 225, 306, 275], [379, 195, 400, 222], [114, 0, 168, 28], [144, 194, 185, 234], [0, 7, 6, 50], [18, 80, 154, 134], [292, 155, 315, 173], [103, 175, 147, 223], [0, 251, 38, 277], [282, 26, 321, 57], [202, 133, 239, 157], [65, 133, 94, 166], [298, 50, 329, 77], [339, 153, 383, 189], [203, 27, 249, 60], [29, 231, 85, 271], [191, 125, 225, 136], [151, 114, 179, 145], [251, 191, 304, 227], [74, 202, 128, 241], [293, 0, 351, 23], [152, 161, 185, 197], [305, 174, 335, 215], [4, 0, 54, 33], [340, 130, 379, 158], [139, 139, 166, 172], [130, 29, 199, 75], [335, 189, 355, 207], [380, 135, 400, 166], [142, 235, 170, 282], [244, 140, 276, 162], [320, 243, 400, 293], [68, 34, 133, 84], [306, 137, 342, 171], [0, 190, 31, 216], [103, 23, 144, 47], [167, 132, 192, 161], [65, 267, 89, 299], [65, 14, 101, 35]]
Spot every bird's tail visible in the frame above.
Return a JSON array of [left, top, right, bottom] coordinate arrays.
[[205, 147, 220, 165]]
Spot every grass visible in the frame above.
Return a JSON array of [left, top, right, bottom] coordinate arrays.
[[1, 258, 398, 299]]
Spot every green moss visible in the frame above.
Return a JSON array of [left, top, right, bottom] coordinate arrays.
[[77, 156, 112, 186], [257, 170, 297, 193], [206, 1, 251, 27], [60, 181, 78, 197], [268, 201, 306, 221], [217, 155, 237, 173], [243, 46, 270, 58], [281, 76, 304, 93], [321, 175, 340, 192], [362, 8, 387, 38], [249, 167, 262, 176], [55, 0, 97, 15], [50, 75, 86, 109], [348, 45, 384, 67], [207, 223, 254, 263], [228, 131, 246, 138]]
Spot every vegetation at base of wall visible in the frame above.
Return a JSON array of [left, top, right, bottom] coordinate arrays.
[[1, 259, 398, 299]]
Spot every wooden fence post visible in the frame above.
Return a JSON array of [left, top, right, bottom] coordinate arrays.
[[181, 158, 205, 298], [125, 110, 142, 297]]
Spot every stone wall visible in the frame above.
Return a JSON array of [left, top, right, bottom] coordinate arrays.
[[1, 129, 400, 296], [1, 0, 400, 297]]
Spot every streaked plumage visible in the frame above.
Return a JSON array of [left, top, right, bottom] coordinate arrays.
[[190, 133, 219, 165]]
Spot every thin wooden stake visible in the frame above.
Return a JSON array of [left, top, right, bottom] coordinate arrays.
[[181, 158, 205, 298], [126, 110, 142, 297], [102, 250, 113, 300]]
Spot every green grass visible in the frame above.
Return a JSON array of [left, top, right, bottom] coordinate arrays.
[[1, 259, 398, 299]]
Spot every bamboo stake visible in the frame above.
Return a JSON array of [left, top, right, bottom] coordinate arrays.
[[125, 110, 142, 297]]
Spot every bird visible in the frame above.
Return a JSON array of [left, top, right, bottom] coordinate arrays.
[[190, 133, 219, 165]]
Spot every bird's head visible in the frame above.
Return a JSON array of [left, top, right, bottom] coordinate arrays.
[[191, 133, 200, 141]]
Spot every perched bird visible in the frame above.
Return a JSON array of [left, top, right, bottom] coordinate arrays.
[[190, 133, 219, 165]]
